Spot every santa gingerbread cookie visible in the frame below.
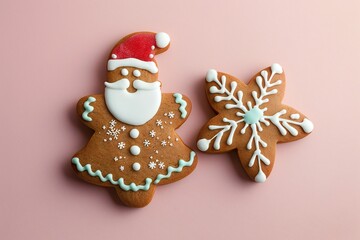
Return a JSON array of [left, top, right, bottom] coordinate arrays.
[[197, 64, 314, 182], [71, 32, 197, 207]]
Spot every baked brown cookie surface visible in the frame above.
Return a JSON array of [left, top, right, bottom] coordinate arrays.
[[197, 64, 313, 182], [72, 32, 197, 207]]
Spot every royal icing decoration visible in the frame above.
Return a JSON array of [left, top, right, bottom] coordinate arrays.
[[197, 64, 314, 182], [153, 151, 195, 184], [118, 142, 126, 150], [121, 68, 129, 76], [130, 145, 141, 155], [133, 69, 141, 77], [82, 96, 96, 121], [149, 130, 156, 137], [132, 162, 141, 171], [71, 150, 195, 191], [105, 120, 122, 140], [155, 32, 171, 48], [143, 140, 150, 147], [105, 80, 162, 125], [148, 162, 157, 169], [173, 93, 188, 118], [129, 129, 139, 138]]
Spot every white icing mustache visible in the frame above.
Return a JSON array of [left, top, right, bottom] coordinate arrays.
[[104, 79, 161, 90]]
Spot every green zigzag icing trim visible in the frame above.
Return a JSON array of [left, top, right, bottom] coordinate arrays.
[[71, 151, 196, 191], [154, 151, 196, 184], [173, 93, 188, 118], [82, 96, 96, 121]]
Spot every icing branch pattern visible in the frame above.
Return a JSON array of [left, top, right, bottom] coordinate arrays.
[[197, 64, 314, 182]]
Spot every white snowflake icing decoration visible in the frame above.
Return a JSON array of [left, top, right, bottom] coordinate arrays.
[[156, 119, 163, 126], [197, 64, 314, 183], [148, 161, 157, 169], [109, 120, 116, 127], [149, 130, 156, 137], [119, 166, 124, 171], [143, 139, 151, 147], [118, 142, 126, 150], [167, 111, 175, 118], [161, 140, 167, 147], [105, 119, 121, 140], [158, 162, 165, 169], [106, 127, 121, 140]]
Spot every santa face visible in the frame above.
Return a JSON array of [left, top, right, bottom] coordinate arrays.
[[104, 69, 162, 125]]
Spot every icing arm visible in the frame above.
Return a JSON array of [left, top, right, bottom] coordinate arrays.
[[266, 105, 314, 143], [237, 140, 277, 183], [197, 114, 241, 153], [246, 63, 286, 109], [205, 70, 248, 113]]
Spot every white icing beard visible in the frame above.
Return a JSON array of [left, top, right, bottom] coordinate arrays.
[[104, 79, 162, 126]]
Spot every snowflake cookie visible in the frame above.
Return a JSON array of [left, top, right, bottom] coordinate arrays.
[[71, 32, 197, 208], [197, 64, 314, 183]]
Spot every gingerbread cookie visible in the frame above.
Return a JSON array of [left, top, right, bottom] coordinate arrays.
[[197, 64, 313, 182], [71, 32, 197, 207]]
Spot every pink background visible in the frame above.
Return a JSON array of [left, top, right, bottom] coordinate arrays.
[[1, 0, 359, 239]]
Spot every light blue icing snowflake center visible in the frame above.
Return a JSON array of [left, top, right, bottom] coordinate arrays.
[[244, 107, 263, 124]]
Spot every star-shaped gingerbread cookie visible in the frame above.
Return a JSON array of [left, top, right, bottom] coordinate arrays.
[[197, 64, 314, 182]]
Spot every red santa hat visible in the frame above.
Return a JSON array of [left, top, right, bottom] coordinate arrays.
[[107, 32, 170, 73]]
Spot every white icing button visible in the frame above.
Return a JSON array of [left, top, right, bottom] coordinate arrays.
[[132, 162, 141, 171], [133, 70, 141, 77], [121, 68, 129, 76], [149, 54, 154, 58], [129, 129, 139, 138], [111, 54, 117, 59], [130, 145, 141, 155]]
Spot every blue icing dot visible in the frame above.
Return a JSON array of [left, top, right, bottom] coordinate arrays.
[[244, 107, 263, 124]]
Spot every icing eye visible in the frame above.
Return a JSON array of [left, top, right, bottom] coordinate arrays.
[[121, 68, 129, 76], [133, 70, 141, 77]]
